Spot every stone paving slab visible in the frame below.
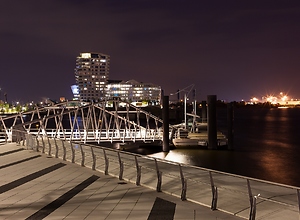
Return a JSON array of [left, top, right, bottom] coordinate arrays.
[[0, 143, 243, 220], [29, 138, 300, 219]]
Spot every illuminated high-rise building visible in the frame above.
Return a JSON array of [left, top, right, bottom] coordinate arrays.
[[75, 52, 110, 101], [73, 52, 161, 106]]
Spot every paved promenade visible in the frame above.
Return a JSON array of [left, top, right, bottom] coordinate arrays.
[[1, 141, 300, 220], [0, 143, 241, 220]]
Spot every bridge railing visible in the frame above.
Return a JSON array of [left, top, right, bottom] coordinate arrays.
[[27, 128, 163, 142], [14, 130, 300, 220], [0, 131, 8, 143]]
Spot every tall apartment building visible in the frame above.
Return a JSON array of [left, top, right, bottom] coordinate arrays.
[[74, 52, 110, 101], [73, 52, 161, 106]]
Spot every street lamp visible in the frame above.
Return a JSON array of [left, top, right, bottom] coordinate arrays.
[[170, 84, 195, 129]]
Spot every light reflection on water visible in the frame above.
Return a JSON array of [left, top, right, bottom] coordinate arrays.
[[126, 107, 300, 187]]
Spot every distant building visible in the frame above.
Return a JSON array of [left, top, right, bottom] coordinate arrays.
[[106, 79, 161, 106], [70, 85, 80, 100], [74, 52, 110, 102], [72, 52, 161, 106]]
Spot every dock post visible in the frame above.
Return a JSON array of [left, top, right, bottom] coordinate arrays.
[[207, 95, 217, 150], [162, 95, 170, 152], [201, 100, 207, 123], [227, 102, 234, 150]]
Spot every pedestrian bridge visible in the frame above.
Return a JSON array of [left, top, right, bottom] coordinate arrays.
[[0, 100, 172, 144]]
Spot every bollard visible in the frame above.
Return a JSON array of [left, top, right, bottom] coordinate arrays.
[[135, 156, 141, 186]]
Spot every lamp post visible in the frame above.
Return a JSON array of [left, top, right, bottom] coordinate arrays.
[[170, 84, 195, 130]]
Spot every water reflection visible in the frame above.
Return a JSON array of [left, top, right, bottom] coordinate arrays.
[[113, 107, 300, 187]]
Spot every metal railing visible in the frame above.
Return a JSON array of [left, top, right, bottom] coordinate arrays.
[[0, 131, 8, 143], [13, 130, 300, 220]]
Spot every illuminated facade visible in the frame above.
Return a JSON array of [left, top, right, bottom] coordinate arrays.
[[106, 80, 161, 105], [73, 52, 161, 106], [75, 52, 110, 101]]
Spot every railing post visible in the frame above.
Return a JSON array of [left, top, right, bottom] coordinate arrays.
[[22, 132, 25, 146], [70, 141, 75, 163], [103, 149, 109, 175], [16, 131, 20, 145], [47, 136, 51, 156], [4, 130, 7, 143], [117, 151, 124, 180], [249, 194, 260, 220], [61, 139, 66, 161], [91, 146, 96, 170], [53, 137, 58, 158], [209, 171, 218, 210], [36, 136, 40, 152], [25, 133, 29, 149], [179, 164, 187, 201], [154, 159, 162, 192], [297, 189, 300, 218], [79, 143, 85, 167], [135, 156, 141, 186], [41, 136, 45, 153], [247, 179, 260, 220]]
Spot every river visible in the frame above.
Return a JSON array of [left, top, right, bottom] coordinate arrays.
[[128, 106, 300, 187]]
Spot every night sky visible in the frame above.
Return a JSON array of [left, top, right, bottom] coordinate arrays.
[[1, 0, 300, 103]]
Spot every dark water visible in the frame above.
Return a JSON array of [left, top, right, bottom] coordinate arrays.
[[134, 107, 300, 187], [10, 107, 300, 187]]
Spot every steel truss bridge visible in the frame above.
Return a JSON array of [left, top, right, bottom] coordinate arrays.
[[0, 100, 174, 144]]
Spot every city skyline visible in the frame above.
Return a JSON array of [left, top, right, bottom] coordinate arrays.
[[1, 1, 300, 103]]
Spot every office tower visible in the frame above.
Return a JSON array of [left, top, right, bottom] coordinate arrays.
[[75, 52, 110, 101]]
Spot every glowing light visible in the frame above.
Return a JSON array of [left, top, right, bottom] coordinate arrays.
[[281, 95, 288, 101], [81, 53, 91, 58]]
